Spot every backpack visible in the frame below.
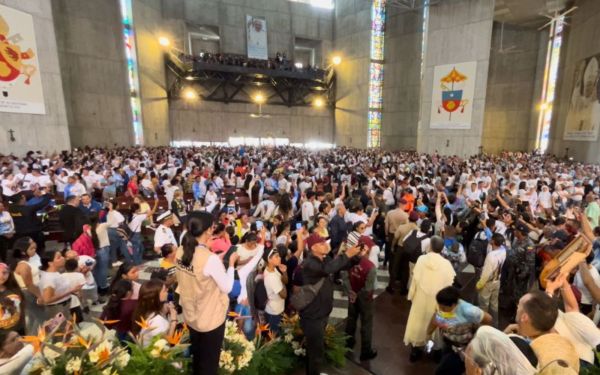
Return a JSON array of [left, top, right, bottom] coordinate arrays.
[[116, 222, 133, 241], [253, 278, 268, 311], [404, 230, 428, 263], [467, 232, 488, 268]]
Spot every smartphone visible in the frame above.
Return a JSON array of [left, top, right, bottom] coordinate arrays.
[[296, 222, 302, 230], [256, 220, 263, 230]]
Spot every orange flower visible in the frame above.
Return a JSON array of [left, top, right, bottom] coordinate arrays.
[[97, 346, 111, 364], [77, 335, 91, 349], [166, 329, 184, 346], [135, 315, 154, 331], [20, 327, 46, 353], [257, 323, 270, 333], [97, 318, 120, 326]]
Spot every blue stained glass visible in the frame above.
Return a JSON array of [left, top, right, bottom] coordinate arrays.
[[119, 0, 144, 145]]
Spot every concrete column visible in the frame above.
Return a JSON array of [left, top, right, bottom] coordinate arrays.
[[417, 0, 494, 156]]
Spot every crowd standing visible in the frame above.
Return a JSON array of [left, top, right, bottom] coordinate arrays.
[[1, 146, 600, 374]]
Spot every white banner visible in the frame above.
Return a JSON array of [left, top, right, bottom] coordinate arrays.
[[563, 54, 600, 141], [430, 61, 477, 129], [0, 5, 45, 114], [246, 15, 268, 60]]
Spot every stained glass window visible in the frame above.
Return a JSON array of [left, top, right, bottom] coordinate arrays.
[[119, 0, 144, 146], [367, 0, 386, 148], [536, 16, 564, 153]]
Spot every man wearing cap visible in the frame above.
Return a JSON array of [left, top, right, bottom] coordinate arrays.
[[154, 211, 177, 255], [342, 235, 378, 361], [383, 198, 408, 268], [503, 223, 535, 318], [300, 233, 362, 375]]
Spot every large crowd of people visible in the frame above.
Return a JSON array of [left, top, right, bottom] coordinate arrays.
[[1, 145, 600, 374]]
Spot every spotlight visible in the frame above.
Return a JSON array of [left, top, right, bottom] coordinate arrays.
[[185, 75, 194, 81], [182, 88, 197, 100], [158, 36, 170, 47], [313, 97, 325, 108], [254, 93, 266, 104], [294, 62, 303, 69], [332, 55, 342, 66]]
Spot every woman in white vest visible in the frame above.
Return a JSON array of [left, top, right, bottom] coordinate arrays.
[[175, 211, 238, 375]]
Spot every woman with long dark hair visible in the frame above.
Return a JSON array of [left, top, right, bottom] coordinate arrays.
[[131, 279, 177, 346], [175, 211, 238, 375], [110, 262, 141, 299], [38, 251, 82, 320], [11, 237, 43, 334], [100, 279, 136, 342]]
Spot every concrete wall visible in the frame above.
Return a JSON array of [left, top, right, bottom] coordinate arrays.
[[482, 22, 540, 153], [134, 0, 171, 146], [549, 0, 600, 162], [159, 0, 335, 144], [381, 7, 424, 151], [0, 0, 70, 155], [334, 0, 372, 148], [52, 0, 133, 147], [417, 0, 494, 156]]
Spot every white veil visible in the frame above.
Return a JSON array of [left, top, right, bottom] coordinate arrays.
[[469, 326, 536, 375]]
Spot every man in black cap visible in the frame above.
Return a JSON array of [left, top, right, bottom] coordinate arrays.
[[502, 223, 535, 319], [300, 233, 362, 375]]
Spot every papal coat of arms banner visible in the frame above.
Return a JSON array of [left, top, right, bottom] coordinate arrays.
[[430, 61, 477, 129], [0, 4, 45, 115]]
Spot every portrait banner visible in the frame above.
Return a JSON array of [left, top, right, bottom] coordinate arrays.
[[430, 61, 477, 129], [563, 54, 600, 141], [246, 15, 268, 60], [0, 4, 45, 114]]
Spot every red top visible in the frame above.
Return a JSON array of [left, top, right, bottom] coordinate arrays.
[[72, 232, 96, 257]]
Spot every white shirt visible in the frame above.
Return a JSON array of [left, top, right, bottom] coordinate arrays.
[[253, 200, 276, 220], [70, 183, 86, 197], [1, 178, 19, 196], [264, 268, 285, 315], [129, 213, 147, 233], [236, 248, 264, 304], [383, 188, 395, 206], [62, 272, 86, 308], [106, 210, 125, 228], [301, 201, 315, 222], [478, 247, 506, 286], [140, 313, 170, 347], [154, 224, 177, 249], [574, 266, 600, 305], [39, 271, 72, 304], [77, 255, 97, 287]]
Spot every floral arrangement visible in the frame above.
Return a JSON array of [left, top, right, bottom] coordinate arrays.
[[25, 318, 130, 375], [124, 316, 190, 374], [23, 316, 189, 375], [218, 320, 255, 374], [220, 313, 348, 375], [280, 313, 348, 367]]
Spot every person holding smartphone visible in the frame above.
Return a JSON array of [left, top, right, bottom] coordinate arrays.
[[341, 239, 378, 361], [131, 279, 178, 347]]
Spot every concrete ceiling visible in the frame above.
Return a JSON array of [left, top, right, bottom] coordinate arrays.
[[494, 0, 571, 27]]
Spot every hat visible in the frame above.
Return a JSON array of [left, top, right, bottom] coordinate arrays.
[[531, 334, 579, 374], [358, 235, 375, 250], [157, 210, 173, 222], [306, 233, 326, 250], [515, 223, 529, 234], [409, 211, 419, 222]]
